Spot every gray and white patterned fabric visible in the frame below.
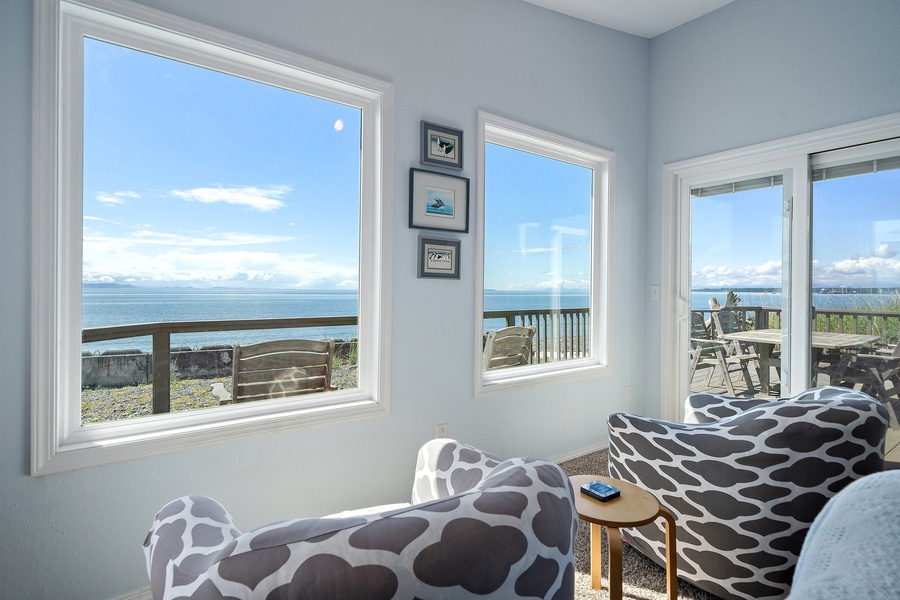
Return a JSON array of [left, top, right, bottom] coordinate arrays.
[[787, 469, 900, 599], [143, 439, 578, 599], [607, 386, 888, 600]]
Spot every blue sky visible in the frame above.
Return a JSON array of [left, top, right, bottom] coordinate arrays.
[[83, 37, 595, 292], [83, 38, 361, 289], [86, 37, 899, 294], [483, 143, 592, 291], [691, 169, 900, 289]]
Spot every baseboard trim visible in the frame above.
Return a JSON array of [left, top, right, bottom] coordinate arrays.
[[548, 440, 608, 464], [109, 587, 152, 600]]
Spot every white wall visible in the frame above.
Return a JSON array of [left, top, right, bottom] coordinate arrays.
[[0, 0, 649, 597], [644, 0, 900, 409]]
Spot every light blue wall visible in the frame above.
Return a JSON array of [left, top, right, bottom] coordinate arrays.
[[0, 0, 649, 597], [644, 0, 900, 405]]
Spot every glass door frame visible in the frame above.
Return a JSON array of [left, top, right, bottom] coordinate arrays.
[[660, 113, 900, 422]]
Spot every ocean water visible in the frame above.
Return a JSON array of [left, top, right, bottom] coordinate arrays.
[[86, 288, 891, 353], [83, 288, 591, 353], [83, 288, 360, 353]]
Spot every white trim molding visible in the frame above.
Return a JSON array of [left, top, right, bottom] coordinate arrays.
[[660, 112, 900, 421], [474, 111, 615, 397], [31, 0, 394, 474]]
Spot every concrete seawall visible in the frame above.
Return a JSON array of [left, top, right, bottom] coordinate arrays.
[[82, 340, 356, 388]]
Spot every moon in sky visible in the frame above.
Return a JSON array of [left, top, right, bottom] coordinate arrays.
[[334, 119, 344, 132]]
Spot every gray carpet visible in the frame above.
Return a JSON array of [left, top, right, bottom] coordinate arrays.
[[558, 449, 722, 600]]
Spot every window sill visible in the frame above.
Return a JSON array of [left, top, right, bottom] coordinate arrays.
[[34, 390, 388, 475], [476, 359, 610, 398]]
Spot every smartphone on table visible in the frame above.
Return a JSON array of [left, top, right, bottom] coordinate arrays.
[[580, 480, 621, 502]]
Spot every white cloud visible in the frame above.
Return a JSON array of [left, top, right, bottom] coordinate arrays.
[[874, 243, 897, 259], [171, 185, 291, 212], [82, 246, 358, 289], [80, 182, 357, 287], [692, 261, 782, 288], [697, 253, 900, 288], [82, 224, 355, 289], [494, 276, 590, 291], [96, 190, 140, 205], [84, 230, 294, 248]]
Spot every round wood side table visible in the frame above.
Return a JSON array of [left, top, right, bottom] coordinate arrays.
[[570, 474, 677, 600]]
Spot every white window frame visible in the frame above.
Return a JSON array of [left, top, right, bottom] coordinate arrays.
[[31, 0, 394, 475], [660, 112, 900, 422], [475, 112, 613, 396]]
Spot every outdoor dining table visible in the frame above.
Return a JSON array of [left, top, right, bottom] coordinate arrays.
[[722, 329, 881, 395]]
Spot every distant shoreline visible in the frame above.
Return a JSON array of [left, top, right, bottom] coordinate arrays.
[[694, 287, 900, 295]]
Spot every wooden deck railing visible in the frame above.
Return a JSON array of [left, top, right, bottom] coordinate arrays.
[[83, 308, 592, 413], [692, 305, 900, 346], [83, 316, 357, 414], [84, 305, 900, 414], [483, 308, 590, 363]]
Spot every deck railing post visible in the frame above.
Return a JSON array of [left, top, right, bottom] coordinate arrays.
[[152, 330, 171, 414]]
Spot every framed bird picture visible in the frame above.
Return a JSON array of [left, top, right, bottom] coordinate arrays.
[[409, 168, 469, 232], [420, 121, 463, 169], [417, 236, 461, 279]]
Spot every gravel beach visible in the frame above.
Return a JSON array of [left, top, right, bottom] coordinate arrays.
[[81, 365, 359, 424]]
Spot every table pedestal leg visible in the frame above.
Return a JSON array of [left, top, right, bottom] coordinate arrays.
[[590, 522, 602, 590], [605, 525, 624, 600], [659, 506, 678, 600]]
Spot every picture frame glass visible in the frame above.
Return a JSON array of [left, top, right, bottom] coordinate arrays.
[[425, 243, 454, 272], [424, 186, 455, 218], [428, 132, 457, 162], [421, 121, 463, 169], [409, 168, 469, 232], [418, 237, 460, 279]]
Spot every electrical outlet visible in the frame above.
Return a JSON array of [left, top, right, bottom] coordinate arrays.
[[625, 385, 632, 402], [650, 285, 660, 301], [435, 423, 448, 438]]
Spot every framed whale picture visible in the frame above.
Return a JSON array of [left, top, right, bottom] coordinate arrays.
[[421, 121, 463, 169], [409, 168, 469, 232]]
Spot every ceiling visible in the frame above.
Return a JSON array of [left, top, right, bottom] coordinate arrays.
[[518, 0, 735, 38]]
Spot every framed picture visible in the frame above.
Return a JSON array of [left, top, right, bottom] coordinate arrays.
[[418, 236, 461, 279], [409, 168, 470, 232], [421, 121, 463, 169]]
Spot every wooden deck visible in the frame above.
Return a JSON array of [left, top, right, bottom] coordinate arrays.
[[689, 362, 780, 397]]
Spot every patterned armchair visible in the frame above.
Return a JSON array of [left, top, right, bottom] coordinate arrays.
[[607, 386, 888, 600], [143, 439, 578, 599], [787, 469, 900, 598]]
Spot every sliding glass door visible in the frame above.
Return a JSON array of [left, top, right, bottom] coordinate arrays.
[[664, 117, 900, 422], [810, 140, 900, 443], [689, 175, 787, 398]]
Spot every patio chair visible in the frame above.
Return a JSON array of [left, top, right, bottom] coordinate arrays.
[[690, 311, 746, 395], [482, 325, 536, 370], [710, 310, 760, 392], [231, 338, 335, 402], [825, 343, 900, 429]]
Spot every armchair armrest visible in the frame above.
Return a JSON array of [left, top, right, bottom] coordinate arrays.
[[410, 439, 502, 504]]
